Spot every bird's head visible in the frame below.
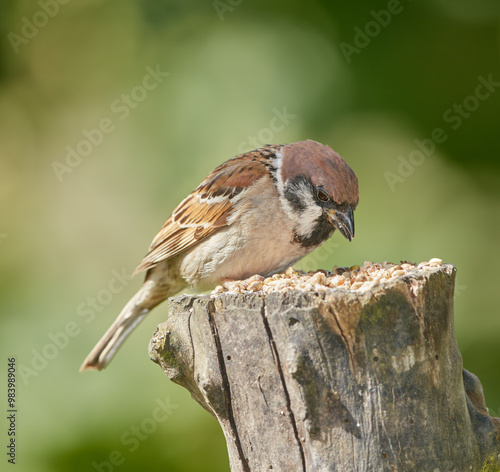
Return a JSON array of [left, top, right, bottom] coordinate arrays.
[[276, 140, 359, 247]]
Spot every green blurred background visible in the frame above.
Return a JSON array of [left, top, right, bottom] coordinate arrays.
[[1, 1, 500, 471]]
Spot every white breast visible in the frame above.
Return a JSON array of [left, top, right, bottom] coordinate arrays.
[[179, 176, 318, 289]]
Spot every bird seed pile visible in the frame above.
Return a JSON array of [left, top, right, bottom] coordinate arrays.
[[212, 258, 444, 295]]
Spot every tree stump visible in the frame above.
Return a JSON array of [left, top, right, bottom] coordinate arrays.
[[149, 264, 500, 471]]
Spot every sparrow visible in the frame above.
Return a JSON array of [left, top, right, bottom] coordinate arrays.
[[80, 139, 359, 371]]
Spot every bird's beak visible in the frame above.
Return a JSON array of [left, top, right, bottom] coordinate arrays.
[[327, 207, 355, 242]]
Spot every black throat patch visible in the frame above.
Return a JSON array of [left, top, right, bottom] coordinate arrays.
[[293, 216, 335, 248]]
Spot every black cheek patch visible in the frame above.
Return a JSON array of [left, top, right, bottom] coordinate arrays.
[[284, 175, 312, 212]]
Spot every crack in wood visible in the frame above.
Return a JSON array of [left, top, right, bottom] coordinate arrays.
[[186, 304, 195, 377], [207, 300, 251, 472], [260, 304, 307, 472], [330, 307, 358, 381], [256, 375, 269, 408]]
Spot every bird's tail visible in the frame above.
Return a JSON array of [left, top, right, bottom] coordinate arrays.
[[81, 261, 184, 372], [80, 289, 151, 372]]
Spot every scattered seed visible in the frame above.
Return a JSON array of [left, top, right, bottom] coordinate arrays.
[[247, 281, 263, 292], [211, 259, 446, 295], [310, 272, 326, 285], [429, 258, 443, 266]]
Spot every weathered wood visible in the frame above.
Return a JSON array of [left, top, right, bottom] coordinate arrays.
[[149, 264, 500, 471]]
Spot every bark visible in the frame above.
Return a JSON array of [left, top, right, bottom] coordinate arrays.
[[149, 264, 500, 472]]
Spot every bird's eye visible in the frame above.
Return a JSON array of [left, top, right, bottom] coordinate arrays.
[[316, 187, 329, 202]]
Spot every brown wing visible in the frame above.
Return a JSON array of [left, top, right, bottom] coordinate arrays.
[[134, 149, 275, 274]]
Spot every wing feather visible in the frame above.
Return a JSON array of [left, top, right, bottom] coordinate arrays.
[[134, 149, 276, 274]]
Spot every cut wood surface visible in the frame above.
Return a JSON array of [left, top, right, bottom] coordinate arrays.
[[149, 264, 500, 472]]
